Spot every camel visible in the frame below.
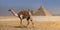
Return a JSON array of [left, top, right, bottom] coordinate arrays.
[[8, 9, 34, 27]]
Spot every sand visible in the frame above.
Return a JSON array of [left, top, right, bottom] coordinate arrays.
[[0, 20, 60, 30]]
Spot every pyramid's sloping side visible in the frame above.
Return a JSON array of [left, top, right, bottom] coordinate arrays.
[[43, 9, 52, 16], [38, 6, 52, 16]]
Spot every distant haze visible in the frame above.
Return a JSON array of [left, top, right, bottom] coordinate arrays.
[[0, 0, 60, 16]]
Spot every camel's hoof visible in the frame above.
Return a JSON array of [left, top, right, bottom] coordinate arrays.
[[20, 25, 27, 28]]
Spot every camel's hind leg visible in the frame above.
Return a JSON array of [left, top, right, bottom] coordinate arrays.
[[30, 19, 34, 27], [26, 16, 34, 27], [30, 18, 34, 27]]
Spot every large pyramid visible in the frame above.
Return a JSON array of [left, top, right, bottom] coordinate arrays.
[[31, 6, 52, 16]]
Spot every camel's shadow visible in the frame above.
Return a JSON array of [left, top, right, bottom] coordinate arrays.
[[13, 25, 27, 28], [12, 25, 34, 28], [9, 24, 35, 28]]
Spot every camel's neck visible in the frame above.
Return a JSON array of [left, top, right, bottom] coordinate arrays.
[[9, 10, 18, 17], [29, 11, 32, 16]]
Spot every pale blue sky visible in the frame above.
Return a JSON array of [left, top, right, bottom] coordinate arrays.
[[0, 0, 60, 16]]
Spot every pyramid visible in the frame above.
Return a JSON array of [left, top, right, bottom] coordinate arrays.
[[32, 6, 52, 16]]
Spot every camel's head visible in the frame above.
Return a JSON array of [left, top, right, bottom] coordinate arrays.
[[8, 9, 18, 16], [8, 9, 13, 12], [8, 9, 11, 11]]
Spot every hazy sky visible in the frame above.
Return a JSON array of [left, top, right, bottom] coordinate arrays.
[[0, 0, 60, 16]]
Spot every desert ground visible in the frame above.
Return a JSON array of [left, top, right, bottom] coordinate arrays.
[[0, 16, 60, 30], [0, 21, 60, 30]]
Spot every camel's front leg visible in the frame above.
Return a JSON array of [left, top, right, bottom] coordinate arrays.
[[26, 16, 30, 27], [19, 15, 23, 26], [18, 17, 22, 26], [20, 19, 22, 25]]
